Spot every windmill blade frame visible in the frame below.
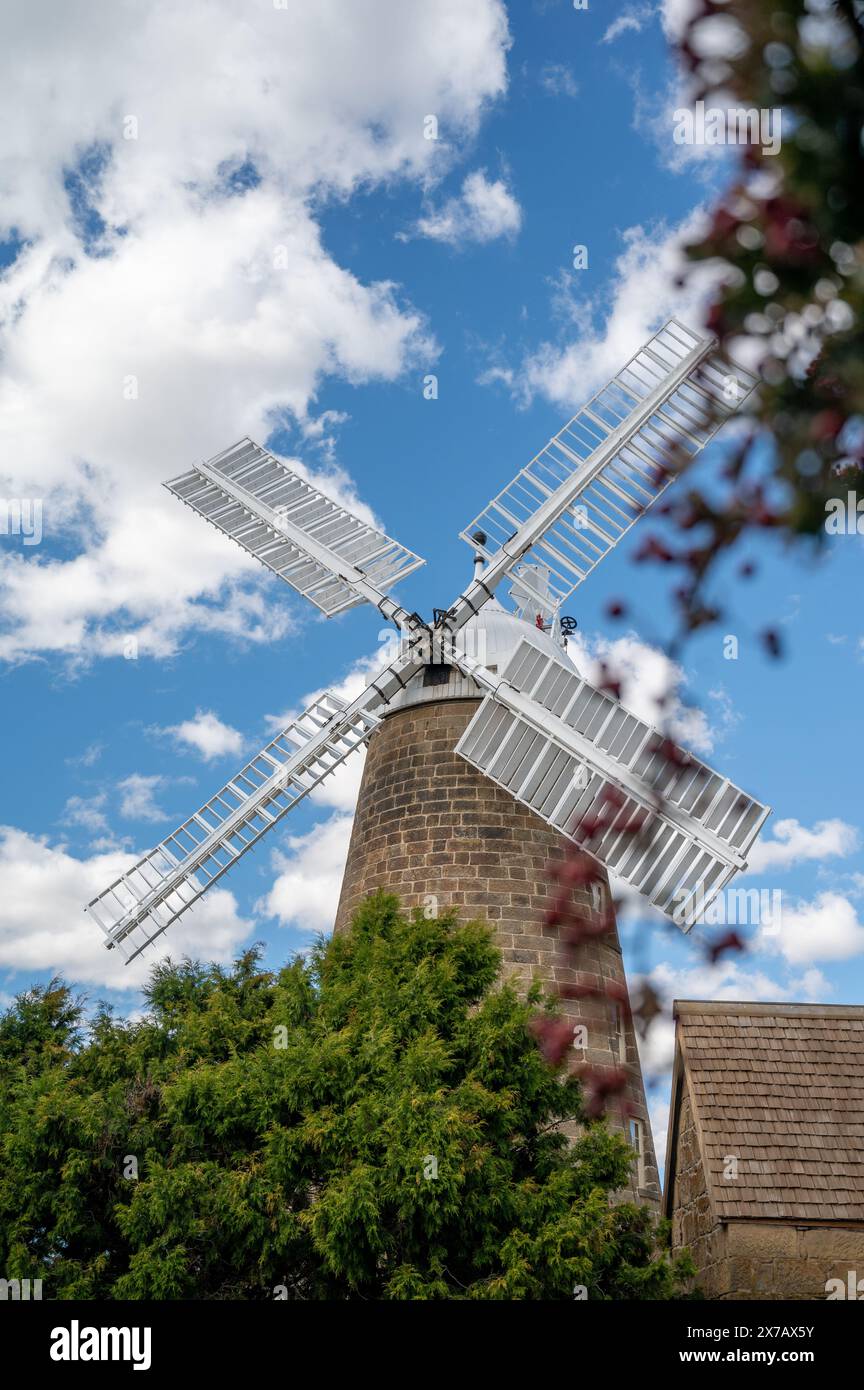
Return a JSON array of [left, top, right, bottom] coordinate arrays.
[[87, 650, 426, 963], [448, 319, 758, 629], [86, 317, 768, 964], [166, 437, 426, 627], [449, 637, 769, 930]]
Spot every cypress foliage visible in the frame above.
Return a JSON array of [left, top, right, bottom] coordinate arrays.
[[0, 894, 691, 1300]]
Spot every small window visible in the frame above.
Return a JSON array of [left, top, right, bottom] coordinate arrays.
[[629, 1118, 646, 1190], [590, 880, 605, 913], [613, 1003, 626, 1061], [423, 664, 452, 687]]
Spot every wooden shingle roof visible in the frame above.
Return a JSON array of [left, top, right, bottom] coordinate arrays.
[[666, 1001, 864, 1224]]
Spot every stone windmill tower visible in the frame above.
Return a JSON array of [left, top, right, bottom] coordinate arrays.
[[86, 320, 768, 1209], [333, 582, 665, 1201]]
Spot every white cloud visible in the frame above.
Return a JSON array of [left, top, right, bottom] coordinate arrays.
[[0, 825, 252, 989], [705, 686, 741, 740], [539, 64, 579, 99], [570, 627, 716, 754], [746, 817, 859, 875], [0, 1, 510, 242], [835, 871, 864, 899], [408, 169, 522, 245], [630, 3, 751, 176], [603, 5, 656, 44], [758, 891, 864, 966], [117, 773, 169, 823], [0, 0, 510, 664], [497, 211, 724, 413], [638, 1010, 677, 1080], [164, 710, 244, 763], [65, 742, 104, 769], [0, 196, 431, 663], [62, 793, 108, 834], [0, 508, 297, 665], [257, 812, 354, 934], [789, 966, 832, 998]]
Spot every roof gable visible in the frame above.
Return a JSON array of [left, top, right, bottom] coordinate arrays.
[[666, 1001, 864, 1224]]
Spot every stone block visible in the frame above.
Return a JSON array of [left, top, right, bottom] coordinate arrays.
[[727, 1222, 797, 1260], [799, 1227, 864, 1262]]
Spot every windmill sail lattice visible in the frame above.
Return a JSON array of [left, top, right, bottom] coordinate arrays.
[[166, 438, 425, 618], [87, 318, 768, 965], [87, 693, 381, 962], [458, 319, 758, 614], [455, 639, 769, 928]]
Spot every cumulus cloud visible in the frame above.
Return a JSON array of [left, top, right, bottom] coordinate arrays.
[[116, 774, 169, 823], [488, 211, 724, 413], [746, 817, 859, 875], [1, 1, 510, 241], [62, 793, 109, 834], [758, 891, 864, 966], [0, 825, 251, 989], [408, 169, 522, 245], [257, 812, 354, 934], [0, 196, 431, 664], [163, 710, 245, 763], [0, 0, 510, 665]]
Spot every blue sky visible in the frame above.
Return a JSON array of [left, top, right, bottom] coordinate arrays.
[[0, 0, 862, 1159]]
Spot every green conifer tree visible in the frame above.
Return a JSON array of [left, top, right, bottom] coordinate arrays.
[[0, 894, 691, 1300]]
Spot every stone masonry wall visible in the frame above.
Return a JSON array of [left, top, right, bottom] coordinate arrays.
[[721, 1224, 864, 1300], [334, 696, 660, 1204], [670, 1079, 727, 1296]]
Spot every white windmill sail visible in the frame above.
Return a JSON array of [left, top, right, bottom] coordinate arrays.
[[453, 639, 769, 929], [86, 318, 768, 964], [87, 691, 384, 963], [166, 438, 425, 621], [455, 319, 758, 620]]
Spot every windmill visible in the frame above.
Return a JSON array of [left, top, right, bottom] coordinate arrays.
[[87, 319, 768, 1201]]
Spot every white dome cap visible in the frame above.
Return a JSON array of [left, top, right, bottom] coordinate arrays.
[[387, 597, 578, 714]]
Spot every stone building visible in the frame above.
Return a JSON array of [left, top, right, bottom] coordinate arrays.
[[664, 1000, 864, 1299], [334, 597, 660, 1205]]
